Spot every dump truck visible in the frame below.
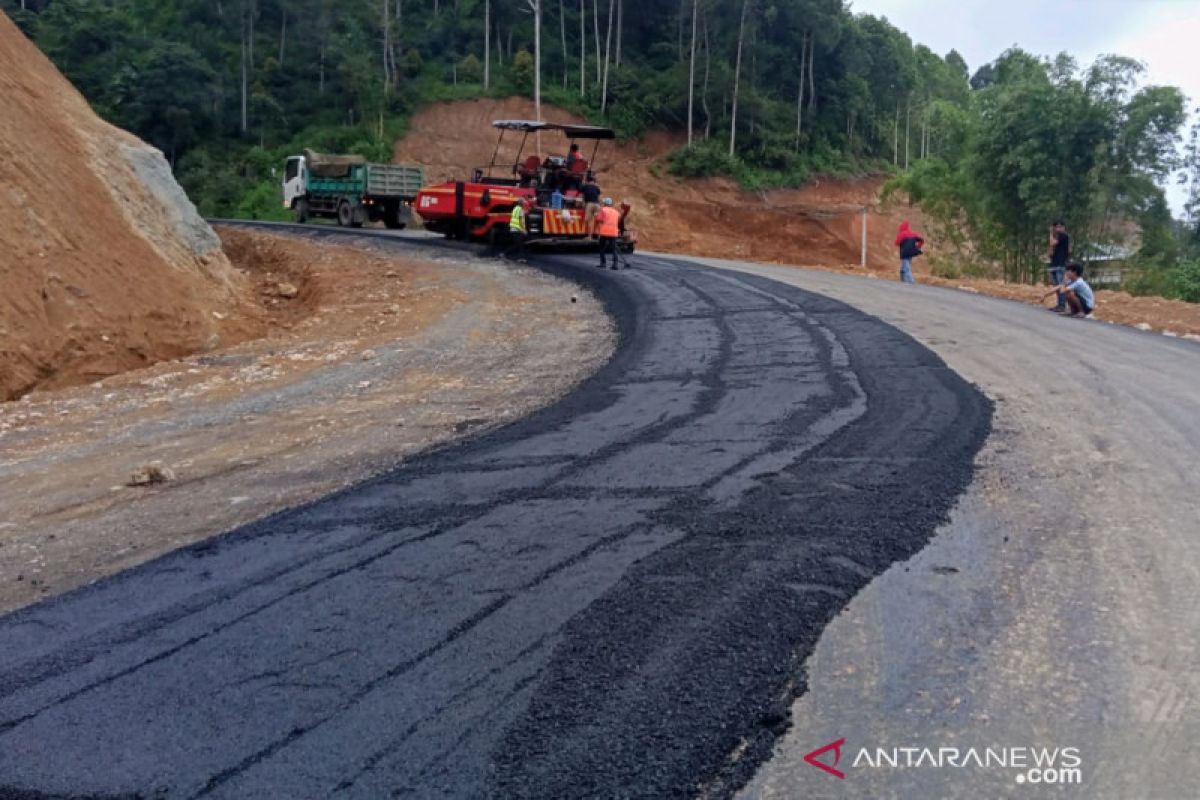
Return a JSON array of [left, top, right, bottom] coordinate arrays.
[[282, 149, 424, 228]]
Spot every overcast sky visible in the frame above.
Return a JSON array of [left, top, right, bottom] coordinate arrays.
[[849, 0, 1199, 214]]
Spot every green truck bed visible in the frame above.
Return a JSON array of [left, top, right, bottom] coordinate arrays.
[[308, 163, 425, 199]]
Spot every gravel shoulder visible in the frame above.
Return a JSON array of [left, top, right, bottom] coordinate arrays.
[[0, 228, 613, 614]]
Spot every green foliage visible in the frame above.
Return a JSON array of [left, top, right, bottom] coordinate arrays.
[[667, 142, 737, 178], [1170, 261, 1200, 303], [511, 50, 534, 94], [457, 54, 483, 84]]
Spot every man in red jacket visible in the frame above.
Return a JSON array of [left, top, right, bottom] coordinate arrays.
[[895, 220, 925, 284]]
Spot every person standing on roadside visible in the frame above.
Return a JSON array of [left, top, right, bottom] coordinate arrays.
[[895, 220, 924, 284], [596, 198, 622, 270], [503, 197, 532, 262], [1047, 219, 1071, 312]]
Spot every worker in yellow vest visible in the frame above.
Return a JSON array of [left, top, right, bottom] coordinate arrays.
[[595, 197, 622, 270], [503, 196, 532, 262]]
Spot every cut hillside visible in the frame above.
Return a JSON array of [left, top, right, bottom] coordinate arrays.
[[394, 97, 927, 271], [0, 13, 258, 401]]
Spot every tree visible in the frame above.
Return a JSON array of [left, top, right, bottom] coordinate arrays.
[[686, 0, 697, 145], [728, 0, 750, 157]]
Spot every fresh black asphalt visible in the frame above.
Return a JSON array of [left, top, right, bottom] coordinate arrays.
[[0, 236, 991, 799]]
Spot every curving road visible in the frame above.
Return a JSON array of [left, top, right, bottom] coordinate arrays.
[[0, 238, 990, 798]]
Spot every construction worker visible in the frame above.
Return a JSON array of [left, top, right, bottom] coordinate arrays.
[[503, 197, 531, 262], [581, 176, 602, 237], [596, 197, 622, 270]]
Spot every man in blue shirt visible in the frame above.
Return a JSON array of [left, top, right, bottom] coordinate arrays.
[[1042, 262, 1094, 318]]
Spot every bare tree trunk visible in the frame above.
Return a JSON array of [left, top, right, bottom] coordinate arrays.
[[893, 101, 900, 165], [496, 21, 503, 65], [593, 0, 601, 84], [319, 43, 326, 93], [535, 0, 542, 124], [687, 0, 697, 146], [382, 0, 392, 91], [904, 95, 911, 169], [579, 0, 585, 95], [601, 0, 614, 113], [560, 0, 568, 88], [239, 2, 248, 134], [278, 6, 286, 67], [701, 6, 711, 139], [677, 0, 684, 61], [728, 0, 750, 158], [247, 0, 255, 72], [794, 30, 807, 150], [484, 0, 491, 88], [615, 0, 622, 67], [807, 33, 815, 113]]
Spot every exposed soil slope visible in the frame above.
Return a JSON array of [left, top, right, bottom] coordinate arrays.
[[0, 13, 256, 400], [394, 97, 923, 270]]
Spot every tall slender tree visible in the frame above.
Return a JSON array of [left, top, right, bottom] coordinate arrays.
[[728, 0, 750, 157], [687, 0, 697, 145], [601, 0, 614, 113]]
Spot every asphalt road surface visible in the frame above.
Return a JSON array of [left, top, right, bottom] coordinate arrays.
[[0, 238, 990, 798]]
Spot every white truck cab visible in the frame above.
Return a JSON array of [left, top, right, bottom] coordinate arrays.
[[282, 155, 307, 211]]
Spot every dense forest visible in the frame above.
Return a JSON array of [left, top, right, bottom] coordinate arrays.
[[4, 0, 1199, 295]]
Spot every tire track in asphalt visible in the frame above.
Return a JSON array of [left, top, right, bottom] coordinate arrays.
[[0, 236, 990, 799]]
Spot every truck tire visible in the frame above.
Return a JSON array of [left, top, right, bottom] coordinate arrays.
[[337, 200, 353, 227], [294, 198, 309, 224], [384, 205, 406, 230]]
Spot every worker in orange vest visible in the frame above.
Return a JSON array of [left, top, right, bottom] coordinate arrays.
[[595, 197, 622, 271]]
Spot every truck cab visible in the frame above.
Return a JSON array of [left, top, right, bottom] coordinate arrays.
[[282, 155, 307, 213]]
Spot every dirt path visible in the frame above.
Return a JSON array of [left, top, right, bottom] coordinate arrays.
[[0, 228, 612, 614]]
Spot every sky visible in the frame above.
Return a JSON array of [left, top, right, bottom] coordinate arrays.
[[849, 0, 1200, 215]]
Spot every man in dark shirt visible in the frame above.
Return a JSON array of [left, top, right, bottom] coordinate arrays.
[[581, 176, 602, 237], [1048, 220, 1071, 312]]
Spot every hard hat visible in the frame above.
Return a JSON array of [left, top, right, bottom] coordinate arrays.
[[603, 197, 613, 206]]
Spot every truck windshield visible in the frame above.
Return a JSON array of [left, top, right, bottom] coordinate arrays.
[[285, 158, 300, 181]]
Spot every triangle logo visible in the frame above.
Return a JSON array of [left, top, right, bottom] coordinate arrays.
[[803, 737, 847, 780]]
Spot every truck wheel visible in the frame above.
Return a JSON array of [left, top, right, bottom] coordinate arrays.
[[384, 206, 406, 230], [337, 200, 353, 227], [294, 198, 309, 224]]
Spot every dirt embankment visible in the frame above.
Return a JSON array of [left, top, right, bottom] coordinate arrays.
[[394, 97, 925, 271], [0, 227, 613, 613], [0, 13, 258, 401]]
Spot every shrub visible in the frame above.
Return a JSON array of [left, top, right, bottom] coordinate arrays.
[[1170, 261, 1200, 303], [667, 141, 737, 178], [457, 54, 483, 84]]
